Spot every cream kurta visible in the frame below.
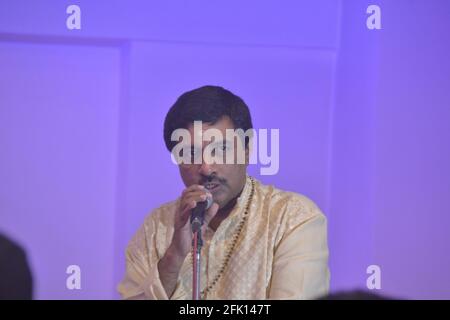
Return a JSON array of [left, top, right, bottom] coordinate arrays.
[[118, 176, 329, 300]]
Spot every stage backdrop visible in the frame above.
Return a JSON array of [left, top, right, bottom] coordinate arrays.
[[0, 0, 449, 299]]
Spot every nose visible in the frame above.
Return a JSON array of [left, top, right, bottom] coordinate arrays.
[[198, 161, 214, 177], [198, 149, 217, 176]]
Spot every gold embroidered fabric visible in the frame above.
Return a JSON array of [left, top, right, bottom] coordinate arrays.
[[118, 175, 329, 300]]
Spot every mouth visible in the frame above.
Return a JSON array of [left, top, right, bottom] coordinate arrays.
[[203, 181, 221, 192]]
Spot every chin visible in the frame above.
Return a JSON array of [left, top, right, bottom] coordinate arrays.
[[214, 196, 227, 208], [215, 199, 226, 209]]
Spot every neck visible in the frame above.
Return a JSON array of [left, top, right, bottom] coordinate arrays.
[[209, 181, 246, 231]]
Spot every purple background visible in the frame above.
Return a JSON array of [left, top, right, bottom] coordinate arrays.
[[0, 0, 449, 299]]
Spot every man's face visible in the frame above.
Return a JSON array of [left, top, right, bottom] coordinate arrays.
[[178, 116, 248, 209]]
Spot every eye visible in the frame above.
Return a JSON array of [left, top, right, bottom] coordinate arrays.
[[179, 147, 198, 158], [190, 148, 201, 160], [214, 145, 228, 156]]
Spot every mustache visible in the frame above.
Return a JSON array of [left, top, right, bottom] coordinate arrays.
[[200, 174, 226, 186]]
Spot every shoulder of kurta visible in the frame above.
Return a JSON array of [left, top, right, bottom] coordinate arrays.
[[271, 187, 324, 220], [260, 183, 326, 244], [127, 199, 179, 253], [142, 199, 180, 230]]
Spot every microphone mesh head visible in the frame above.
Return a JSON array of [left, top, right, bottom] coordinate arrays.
[[205, 196, 213, 209]]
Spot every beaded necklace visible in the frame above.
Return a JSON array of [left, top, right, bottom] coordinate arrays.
[[199, 177, 255, 299]]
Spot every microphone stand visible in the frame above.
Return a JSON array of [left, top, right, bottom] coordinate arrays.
[[191, 225, 203, 300], [190, 197, 211, 300]]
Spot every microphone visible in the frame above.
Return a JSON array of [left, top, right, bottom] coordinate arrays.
[[190, 196, 212, 233]]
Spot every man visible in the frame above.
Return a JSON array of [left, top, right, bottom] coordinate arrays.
[[118, 85, 329, 299]]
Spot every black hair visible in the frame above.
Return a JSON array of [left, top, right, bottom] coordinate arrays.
[[163, 85, 253, 152]]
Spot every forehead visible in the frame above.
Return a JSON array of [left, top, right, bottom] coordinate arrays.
[[184, 116, 236, 148], [186, 116, 235, 135]]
